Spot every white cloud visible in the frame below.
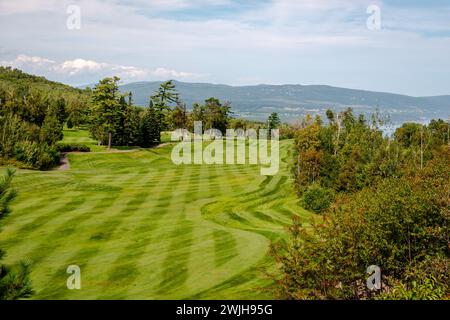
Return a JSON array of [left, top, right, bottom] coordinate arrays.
[[0, 54, 203, 84], [13, 54, 55, 65], [152, 67, 200, 79], [55, 58, 107, 75]]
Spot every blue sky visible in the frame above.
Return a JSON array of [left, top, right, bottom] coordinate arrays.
[[0, 0, 450, 96]]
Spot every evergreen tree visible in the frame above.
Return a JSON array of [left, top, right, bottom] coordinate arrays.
[[150, 80, 179, 139], [113, 95, 128, 146], [51, 97, 67, 125], [121, 93, 142, 146], [90, 77, 121, 149], [140, 106, 160, 147], [39, 113, 63, 145], [267, 112, 281, 131]]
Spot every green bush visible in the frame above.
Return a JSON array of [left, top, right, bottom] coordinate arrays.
[[14, 141, 60, 170], [55, 143, 90, 152], [377, 276, 446, 300], [301, 185, 334, 213]]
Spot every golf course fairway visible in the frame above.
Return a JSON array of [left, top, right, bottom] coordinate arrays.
[[0, 130, 312, 299]]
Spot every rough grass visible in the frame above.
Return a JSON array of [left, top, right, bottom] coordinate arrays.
[[0, 130, 312, 299]]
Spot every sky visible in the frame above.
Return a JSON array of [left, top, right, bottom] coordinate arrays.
[[0, 0, 450, 96]]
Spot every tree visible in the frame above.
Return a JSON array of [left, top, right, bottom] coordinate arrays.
[[189, 103, 206, 132], [230, 118, 248, 130], [39, 113, 63, 145], [267, 112, 281, 131], [140, 106, 160, 147], [51, 97, 67, 125], [292, 116, 323, 195], [66, 93, 90, 128], [150, 80, 180, 139], [0, 169, 33, 300], [90, 77, 122, 149], [292, 109, 389, 196], [121, 93, 142, 146], [301, 184, 335, 213], [171, 102, 188, 130], [203, 97, 231, 134], [113, 95, 128, 146]]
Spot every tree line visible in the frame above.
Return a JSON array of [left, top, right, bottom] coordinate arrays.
[[0, 67, 91, 169], [88, 77, 275, 148]]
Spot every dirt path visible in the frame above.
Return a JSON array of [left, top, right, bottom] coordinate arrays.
[[58, 153, 70, 171]]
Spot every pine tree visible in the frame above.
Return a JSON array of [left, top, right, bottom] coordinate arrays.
[[267, 112, 281, 131], [39, 112, 63, 145], [150, 80, 180, 140], [90, 77, 121, 149], [122, 93, 142, 146], [140, 106, 160, 147]]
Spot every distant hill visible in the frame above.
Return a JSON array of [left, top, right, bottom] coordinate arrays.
[[0, 66, 87, 96], [119, 80, 450, 124]]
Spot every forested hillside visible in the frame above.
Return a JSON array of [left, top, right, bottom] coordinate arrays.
[[0, 67, 92, 169], [272, 109, 450, 300]]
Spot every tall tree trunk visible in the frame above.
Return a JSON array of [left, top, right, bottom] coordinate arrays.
[[108, 132, 112, 150]]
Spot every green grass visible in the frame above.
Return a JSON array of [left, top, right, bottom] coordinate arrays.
[[61, 128, 107, 152], [0, 130, 312, 299]]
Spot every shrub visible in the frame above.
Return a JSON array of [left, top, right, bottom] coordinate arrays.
[[55, 143, 90, 152], [14, 141, 60, 170], [301, 185, 334, 213]]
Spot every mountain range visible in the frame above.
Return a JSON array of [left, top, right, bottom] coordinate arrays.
[[116, 81, 450, 124]]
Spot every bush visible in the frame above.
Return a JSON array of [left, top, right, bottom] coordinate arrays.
[[279, 124, 296, 140], [301, 185, 334, 213], [55, 143, 90, 152], [14, 141, 60, 170]]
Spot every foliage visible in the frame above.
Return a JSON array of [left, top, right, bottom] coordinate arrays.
[[139, 106, 160, 147], [267, 112, 281, 131], [150, 80, 180, 135], [291, 109, 449, 197], [189, 98, 232, 134], [0, 67, 75, 169], [55, 143, 91, 152], [40, 113, 63, 145], [273, 146, 450, 300], [279, 123, 296, 140], [14, 141, 59, 170], [301, 185, 334, 213], [90, 76, 122, 148], [171, 102, 188, 130]]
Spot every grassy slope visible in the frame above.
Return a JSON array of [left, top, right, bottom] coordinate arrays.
[[0, 130, 312, 299]]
